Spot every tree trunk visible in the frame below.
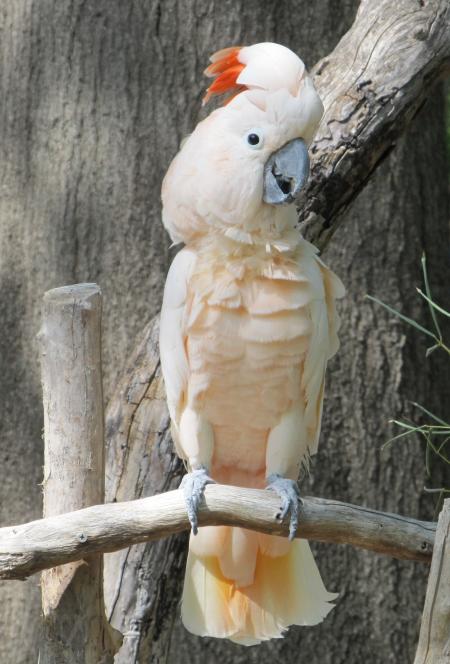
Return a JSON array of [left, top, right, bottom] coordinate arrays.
[[0, 2, 448, 664]]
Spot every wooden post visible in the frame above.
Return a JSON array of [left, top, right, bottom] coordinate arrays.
[[414, 499, 450, 664], [38, 284, 121, 663]]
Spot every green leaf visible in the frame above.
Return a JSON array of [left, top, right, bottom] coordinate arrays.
[[391, 419, 420, 431], [416, 287, 450, 320], [421, 254, 443, 338], [425, 438, 431, 477], [437, 437, 450, 453], [382, 428, 416, 449], [411, 402, 449, 427], [365, 295, 436, 339]]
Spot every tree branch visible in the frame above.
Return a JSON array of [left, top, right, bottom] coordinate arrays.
[[300, 0, 450, 250], [0, 485, 435, 581]]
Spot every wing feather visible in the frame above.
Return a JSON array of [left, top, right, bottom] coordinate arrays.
[[159, 248, 196, 452], [302, 260, 345, 455]]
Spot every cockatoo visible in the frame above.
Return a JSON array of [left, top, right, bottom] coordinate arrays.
[[160, 42, 345, 645]]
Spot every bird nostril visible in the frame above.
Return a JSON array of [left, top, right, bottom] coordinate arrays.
[[272, 165, 293, 195], [277, 176, 292, 195]]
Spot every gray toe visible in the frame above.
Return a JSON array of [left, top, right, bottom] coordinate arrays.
[[266, 474, 301, 541], [180, 468, 215, 535]]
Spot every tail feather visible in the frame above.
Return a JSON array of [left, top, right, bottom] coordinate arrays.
[[220, 527, 259, 587], [182, 552, 235, 639], [181, 527, 337, 645]]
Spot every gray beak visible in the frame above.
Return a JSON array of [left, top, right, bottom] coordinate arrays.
[[263, 138, 310, 206]]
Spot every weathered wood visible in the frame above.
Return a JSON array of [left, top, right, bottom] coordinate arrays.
[[38, 284, 121, 663], [103, 318, 187, 664], [0, 485, 436, 582], [300, 0, 450, 249], [414, 499, 450, 664]]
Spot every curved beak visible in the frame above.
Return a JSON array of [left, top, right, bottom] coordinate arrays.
[[263, 138, 309, 206]]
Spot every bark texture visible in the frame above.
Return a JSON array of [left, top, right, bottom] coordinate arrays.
[[104, 319, 187, 664], [0, 1, 449, 663], [300, 0, 450, 248]]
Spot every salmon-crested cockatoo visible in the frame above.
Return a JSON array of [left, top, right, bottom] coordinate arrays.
[[160, 42, 345, 645]]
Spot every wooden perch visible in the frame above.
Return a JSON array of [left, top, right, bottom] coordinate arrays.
[[38, 284, 120, 663], [0, 485, 435, 581], [414, 499, 450, 664]]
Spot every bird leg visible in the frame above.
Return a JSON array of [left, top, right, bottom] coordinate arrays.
[[266, 474, 302, 540], [180, 466, 215, 535]]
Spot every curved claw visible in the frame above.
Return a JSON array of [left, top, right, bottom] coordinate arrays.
[[180, 467, 215, 535], [266, 474, 302, 541]]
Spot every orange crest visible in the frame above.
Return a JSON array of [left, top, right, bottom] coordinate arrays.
[[203, 46, 246, 106]]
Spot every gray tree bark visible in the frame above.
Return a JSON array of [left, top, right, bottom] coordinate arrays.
[[0, 2, 448, 664]]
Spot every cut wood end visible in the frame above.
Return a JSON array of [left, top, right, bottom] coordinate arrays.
[[43, 283, 101, 304]]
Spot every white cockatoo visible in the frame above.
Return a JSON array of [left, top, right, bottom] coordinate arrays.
[[160, 42, 345, 645]]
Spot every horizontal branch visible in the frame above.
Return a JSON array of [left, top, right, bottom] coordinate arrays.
[[0, 485, 435, 580]]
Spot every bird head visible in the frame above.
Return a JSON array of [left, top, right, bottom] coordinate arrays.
[[162, 42, 323, 245]]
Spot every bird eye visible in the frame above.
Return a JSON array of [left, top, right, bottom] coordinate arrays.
[[245, 129, 264, 149]]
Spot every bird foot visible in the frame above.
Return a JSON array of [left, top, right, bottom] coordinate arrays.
[[266, 474, 302, 541], [180, 467, 215, 535]]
